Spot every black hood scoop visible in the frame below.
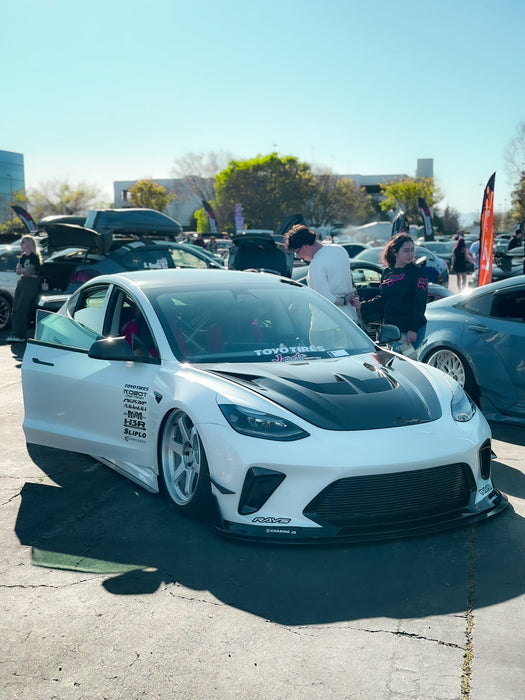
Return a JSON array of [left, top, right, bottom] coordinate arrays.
[[207, 355, 442, 430]]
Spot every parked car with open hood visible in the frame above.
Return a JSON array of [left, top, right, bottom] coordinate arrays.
[[228, 230, 294, 277], [36, 211, 223, 313]]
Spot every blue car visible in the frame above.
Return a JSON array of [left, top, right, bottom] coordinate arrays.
[[416, 276, 525, 425], [353, 245, 449, 287]]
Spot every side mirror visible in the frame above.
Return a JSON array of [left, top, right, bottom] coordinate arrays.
[[378, 324, 401, 343], [88, 336, 135, 361]]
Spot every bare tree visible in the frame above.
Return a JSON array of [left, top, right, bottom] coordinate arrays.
[[305, 169, 375, 227], [27, 180, 109, 221], [505, 121, 525, 183], [171, 151, 234, 202]]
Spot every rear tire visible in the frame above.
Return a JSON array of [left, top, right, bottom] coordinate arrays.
[[159, 410, 212, 517], [425, 347, 480, 405]]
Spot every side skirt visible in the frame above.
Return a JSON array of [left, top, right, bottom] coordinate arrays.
[[92, 455, 159, 493]]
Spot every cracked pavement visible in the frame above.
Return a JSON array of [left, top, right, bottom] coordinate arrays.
[[1, 339, 524, 700]]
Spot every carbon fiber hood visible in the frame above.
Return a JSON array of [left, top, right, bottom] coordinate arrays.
[[207, 353, 442, 430]]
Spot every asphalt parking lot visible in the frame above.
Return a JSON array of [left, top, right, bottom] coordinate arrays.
[[1, 335, 524, 700]]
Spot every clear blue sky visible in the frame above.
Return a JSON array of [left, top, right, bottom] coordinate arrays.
[[3, 0, 524, 220]]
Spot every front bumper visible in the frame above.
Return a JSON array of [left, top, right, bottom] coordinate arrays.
[[216, 487, 508, 543]]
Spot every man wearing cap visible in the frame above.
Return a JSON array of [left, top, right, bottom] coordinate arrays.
[[284, 224, 360, 345], [507, 227, 523, 251]]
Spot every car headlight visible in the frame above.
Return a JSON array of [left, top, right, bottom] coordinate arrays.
[[451, 385, 476, 422], [219, 404, 309, 441]]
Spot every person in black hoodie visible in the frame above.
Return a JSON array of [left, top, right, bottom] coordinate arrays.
[[7, 235, 43, 343], [361, 233, 428, 356]]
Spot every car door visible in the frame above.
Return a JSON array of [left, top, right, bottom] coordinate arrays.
[[22, 282, 164, 470], [461, 284, 525, 412], [484, 286, 525, 412]]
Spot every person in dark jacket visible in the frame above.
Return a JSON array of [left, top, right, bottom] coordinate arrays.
[[361, 233, 428, 356], [451, 237, 474, 290], [507, 227, 523, 251], [7, 235, 43, 342]]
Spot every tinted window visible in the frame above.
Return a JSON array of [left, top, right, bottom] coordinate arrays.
[[110, 291, 159, 360], [0, 250, 19, 271], [461, 293, 494, 317], [170, 248, 209, 269], [118, 248, 173, 270], [490, 289, 525, 323]]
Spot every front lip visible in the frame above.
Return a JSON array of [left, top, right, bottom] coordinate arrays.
[[215, 490, 509, 543]]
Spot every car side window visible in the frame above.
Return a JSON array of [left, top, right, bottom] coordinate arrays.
[[170, 249, 208, 269], [490, 290, 525, 323], [112, 292, 159, 360], [461, 294, 493, 317], [72, 285, 110, 334], [34, 284, 110, 350], [0, 251, 19, 271], [118, 249, 172, 270]]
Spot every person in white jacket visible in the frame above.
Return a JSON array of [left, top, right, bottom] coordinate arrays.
[[284, 224, 360, 345]]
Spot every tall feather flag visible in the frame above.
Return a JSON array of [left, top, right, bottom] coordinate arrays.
[[11, 205, 38, 234], [234, 203, 244, 232], [391, 209, 407, 236], [418, 197, 434, 241], [201, 200, 218, 234], [478, 173, 496, 287]]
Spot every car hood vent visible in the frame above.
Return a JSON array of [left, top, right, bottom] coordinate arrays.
[[208, 356, 442, 430]]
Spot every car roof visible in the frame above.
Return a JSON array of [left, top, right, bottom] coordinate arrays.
[[429, 275, 525, 309], [465, 274, 525, 294], [90, 268, 299, 291]]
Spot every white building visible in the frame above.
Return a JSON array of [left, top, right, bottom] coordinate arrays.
[[0, 150, 25, 224]]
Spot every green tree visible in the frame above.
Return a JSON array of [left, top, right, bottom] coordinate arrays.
[[194, 207, 210, 233], [305, 171, 375, 227], [27, 180, 109, 222], [214, 153, 315, 231], [128, 179, 175, 212], [379, 177, 442, 223]]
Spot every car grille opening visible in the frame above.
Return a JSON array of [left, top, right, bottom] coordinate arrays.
[[304, 463, 476, 530]]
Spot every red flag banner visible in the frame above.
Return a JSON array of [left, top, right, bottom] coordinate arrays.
[[478, 173, 495, 287]]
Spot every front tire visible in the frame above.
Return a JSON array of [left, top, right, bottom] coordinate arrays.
[[0, 294, 12, 331], [425, 347, 480, 404], [159, 410, 211, 517]]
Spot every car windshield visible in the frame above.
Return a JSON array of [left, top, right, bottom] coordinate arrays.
[[150, 282, 373, 363]]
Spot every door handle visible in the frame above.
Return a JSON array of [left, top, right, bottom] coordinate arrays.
[[467, 324, 490, 333], [32, 357, 54, 366]]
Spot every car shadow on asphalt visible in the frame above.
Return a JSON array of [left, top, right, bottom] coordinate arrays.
[[490, 420, 525, 447], [14, 443, 525, 626]]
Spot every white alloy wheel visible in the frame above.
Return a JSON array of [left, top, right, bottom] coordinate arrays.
[[160, 410, 210, 515], [426, 348, 466, 387]]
